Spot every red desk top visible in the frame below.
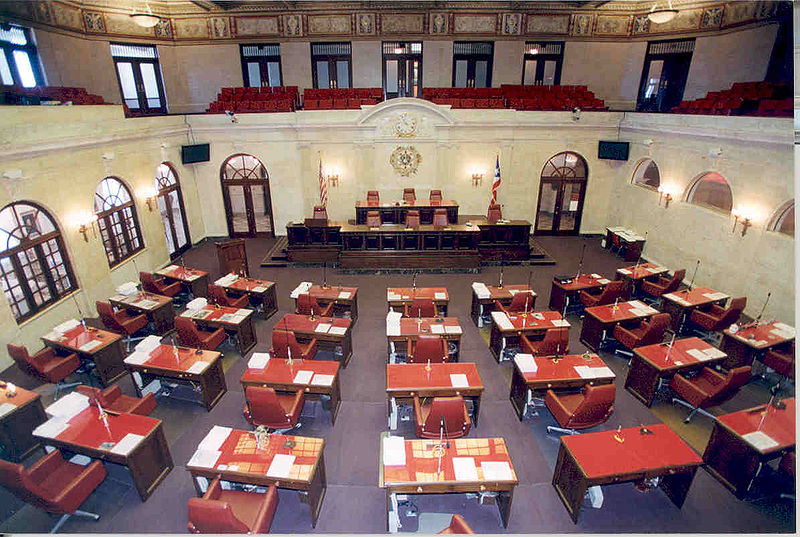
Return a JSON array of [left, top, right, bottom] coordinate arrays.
[[386, 363, 483, 391], [717, 398, 795, 453], [275, 313, 351, 335], [723, 321, 795, 349], [181, 304, 253, 325], [492, 310, 565, 332], [635, 337, 726, 370], [554, 273, 611, 291], [241, 358, 339, 384], [585, 300, 659, 323], [473, 284, 535, 301], [662, 286, 728, 307], [156, 265, 208, 281], [224, 277, 274, 293], [191, 429, 323, 484], [307, 284, 358, 301], [42, 325, 121, 352], [517, 353, 611, 383], [388, 287, 449, 303], [382, 437, 517, 486], [0, 382, 39, 409], [50, 406, 160, 450], [133, 344, 221, 373], [562, 424, 702, 479], [616, 263, 669, 280], [110, 291, 171, 310], [391, 317, 462, 337], [357, 200, 457, 208]]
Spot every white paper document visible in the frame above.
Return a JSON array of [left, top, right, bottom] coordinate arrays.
[[54, 319, 81, 333], [574, 366, 614, 379], [338, 291, 351, 299], [591, 273, 602, 279], [664, 293, 690, 306], [703, 292, 728, 300], [647, 267, 665, 273], [266, 454, 296, 478], [481, 461, 514, 481], [45, 391, 89, 420], [445, 325, 462, 335], [186, 297, 208, 310], [450, 374, 469, 388], [293, 370, 314, 384], [514, 353, 537, 373], [387, 292, 402, 301], [770, 328, 795, 339], [434, 292, 447, 300], [0, 403, 16, 418], [383, 435, 406, 466], [629, 301, 646, 309], [686, 348, 712, 361], [315, 323, 332, 334], [742, 431, 779, 451], [33, 417, 69, 439], [188, 449, 221, 468], [472, 282, 490, 299], [773, 322, 795, 334], [430, 324, 445, 334], [290, 282, 313, 299], [591, 366, 615, 378], [79, 340, 102, 352], [248, 352, 270, 369], [551, 319, 570, 327], [110, 433, 144, 456], [328, 326, 348, 336], [491, 312, 514, 331], [136, 335, 162, 353], [617, 268, 632, 275], [187, 361, 210, 374], [703, 347, 726, 359], [310, 374, 334, 386], [597, 279, 611, 285], [252, 286, 267, 293], [198, 425, 232, 452], [452, 457, 479, 481]]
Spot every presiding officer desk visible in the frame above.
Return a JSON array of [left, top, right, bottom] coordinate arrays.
[[355, 199, 459, 225]]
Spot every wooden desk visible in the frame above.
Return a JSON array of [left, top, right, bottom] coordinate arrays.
[[187, 428, 326, 527], [241, 358, 341, 425], [33, 406, 173, 501], [548, 273, 611, 312], [219, 277, 278, 319], [605, 227, 646, 262], [552, 424, 702, 523], [179, 305, 257, 355], [467, 217, 531, 261], [580, 300, 660, 351], [286, 221, 342, 263], [124, 344, 226, 411], [109, 291, 175, 335], [614, 262, 669, 299], [356, 199, 459, 225], [42, 325, 126, 386], [661, 287, 729, 333], [294, 284, 359, 322], [489, 310, 569, 362], [386, 317, 462, 363], [380, 434, 517, 530], [276, 313, 353, 367], [720, 321, 795, 369], [388, 287, 449, 316], [625, 338, 728, 407], [0, 383, 46, 462], [470, 284, 536, 327], [703, 398, 795, 499], [386, 363, 483, 428], [155, 265, 209, 298], [508, 353, 614, 420]]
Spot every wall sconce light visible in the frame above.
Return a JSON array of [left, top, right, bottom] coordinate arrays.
[[732, 208, 755, 237], [657, 185, 675, 208], [470, 168, 484, 187], [326, 168, 340, 188], [74, 211, 98, 242], [138, 186, 158, 212]]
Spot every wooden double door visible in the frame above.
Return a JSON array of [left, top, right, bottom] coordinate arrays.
[[222, 181, 274, 238]]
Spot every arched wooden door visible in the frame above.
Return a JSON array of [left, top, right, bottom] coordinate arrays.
[[534, 151, 588, 236], [155, 163, 192, 258], [220, 154, 275, 238]]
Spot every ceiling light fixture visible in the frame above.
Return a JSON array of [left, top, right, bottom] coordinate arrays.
[[648, 0, 679, 24], [130, 2, 160, 28]]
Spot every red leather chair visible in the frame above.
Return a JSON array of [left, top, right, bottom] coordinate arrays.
[[7, 343, 81, 399], [270, 329, 318, 360], [612, 313, 671, 356], [432, 208, 448, 227], [545, 384, 616, 435], [405, 210, 421, 227], [520, 328, 570, 356], [76, 385, 156, 416], [208, 284, 250, 309], [140, 271, 181, 297], [296, 293, 333, 317], [494, 292, 535, 315], [96, 301, 149, 351], [407, 335, 449, 364], [430, 190, 443, 202], [641, 269, 685, 301], [688, 297, 746, 340], [243, 386, 304, 431], [367, 190, 379, 203], [366, 210, 382, 228], [403, 188, 416, 202], [404, 297, 438, 318], [414, 394, 471, 439], [313, 205, 328, 220], [438, 514, 474, 534], [0, 450, 107, 533], [187, 477, 278, 534], [762, 342, 794, 381], [174, 317, 225, 351], [579, 280, 625, 308], [487, 203, 502, 224], [670, 366, 752, 422]]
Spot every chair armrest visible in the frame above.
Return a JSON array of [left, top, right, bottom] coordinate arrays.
[[699, 366, 726, 386], [101, 385, 122, 402], [129, 392, 157, 415], [251, 484, 279, 534], [27, 449, 65, 483], [406, 339, 414, 358], [544, 389, 572, 426], [286, 390, 304, 419], [319, 301, 334, 316], [403, 304, 411, 317], [301, 338, 319, 359], [493, 300, 508, 315], [413, 395, 425, 425], [690, 308, 717, 325], [671, 374, 712, 404], [202, 476, 223, 500]]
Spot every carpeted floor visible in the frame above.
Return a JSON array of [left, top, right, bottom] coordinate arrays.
[[0, 235, 794, 534]]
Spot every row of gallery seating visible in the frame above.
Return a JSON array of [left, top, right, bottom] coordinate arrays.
[[0, 85, 107, 106], [422, 85, 607, 110], [207, 86, 300, 113], [670, 81, 792, 117]]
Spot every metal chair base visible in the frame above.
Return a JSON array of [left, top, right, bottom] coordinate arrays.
[[50, 509, 100, 533], [672, 398, 715, 423], [546, 426, 579, 435]]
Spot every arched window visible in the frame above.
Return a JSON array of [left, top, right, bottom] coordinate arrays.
[[686, 172, 733, 214], [220, 154, 274, 237], [631, 159, 660, 190], [95, 177, 144, 266], [541, 151, 588, 179], [535, 151, 588, 235], [155, 163, 191, 257], [769, 200, 794, 237], [0, 202, 77, 322]]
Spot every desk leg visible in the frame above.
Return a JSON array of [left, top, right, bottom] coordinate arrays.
[[552, 444, 587, 524], [489, 323, 503, 362], [471, 394, 481, 426], [579, 315, 605, 352], [329, 377, 342, 425], [126, 424, 174, 501], [152, 303, 175, 335], [660, 467, 698, 508], [624, 355, 661, 407], [262, 286, 278, 319], [509, 367, 528, 420], [340, 333, 353, 367], [702, 421, 760, 499], [497, 487, 514, 528], [660, 300, 686, 333], [719, 335, 757, 370], [306, 453, 326, 527], [236, 317, 257, 354], [90, 340, 127, 386]]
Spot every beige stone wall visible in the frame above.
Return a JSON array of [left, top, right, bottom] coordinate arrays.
[[167, 44, 243, 114], [422, 41, 453, 88], [282, 41, 313, 91], [352, 41, 382, 88], [493, 40, 525, 86]]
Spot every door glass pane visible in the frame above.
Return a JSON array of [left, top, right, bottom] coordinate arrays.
[[454, 60, 468, 87], [250, 185, 271, 234], [558, 183, 582, 232], [0, 51, 13, 85], [228, 185, 249, 233], [157, 194, 175, 254], [536, 182, 558, 232], [267, 62, 281, 87], [168, 190, 188, 249], [316, 61, 330, 89], [139, 62, 161, 108], [408, 60, 420, 97], [523, 60, 537, 85], [385, 59, 398, 94], [336, 60, 350, 88], [12, 50, 36, 87], [474, 60, 489, 88], [116, 62, 140, 108], [542, 61, 556, 86], [247, 62, 261, 87], [644, 60, 664, 99]]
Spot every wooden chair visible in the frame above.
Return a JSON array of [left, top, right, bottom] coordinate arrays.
[[545, 384, 616, 435], [187, 476, 278, 534], [414, 395, 471, 439]]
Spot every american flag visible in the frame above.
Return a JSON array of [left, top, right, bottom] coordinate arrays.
[[318, 153, 327, 207], [491, 155, 501, 205]]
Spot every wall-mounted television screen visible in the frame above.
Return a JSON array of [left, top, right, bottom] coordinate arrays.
[[598, 141, 630, 161], [181, 143, 210, 164]]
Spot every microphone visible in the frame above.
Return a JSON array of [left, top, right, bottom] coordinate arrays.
[[634, 231, 647, 269], [576, 243, 586, 279], [322, 262, 328, 289], [439, 415, 450, 448], [687, 260, 700, 292], [755, 292, 771, 323], [498, 263, 504, 288]]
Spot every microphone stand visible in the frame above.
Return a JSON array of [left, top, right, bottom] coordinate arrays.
[[751, 292, 771, 327], [576, 243, 586, 279], [498, 263, 504, 289], [322, 262, 328, 289], [634, 232, 647, 270], [527, 269, 533, 293], [687, 260, 700, 293]]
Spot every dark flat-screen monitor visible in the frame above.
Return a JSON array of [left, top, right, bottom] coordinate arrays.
[[181, 143, 210, 164], [598, 141, 629, 161]]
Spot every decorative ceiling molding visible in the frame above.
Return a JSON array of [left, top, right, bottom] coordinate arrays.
[[0, 0, 786, 43]]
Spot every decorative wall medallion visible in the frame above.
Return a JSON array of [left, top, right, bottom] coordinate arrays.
[[430, 13, 448, 34], [357, 13, 375, 35], [632, 15, 650, 34], [571, 14, 593, 36], [83, 11, 105, 32], [394, 113, 418, 138], [154, 19, 171, 38], [390, 146, 422, 177], [283, 14, 302, 36], [701, 7, 722, 28], [502, 13, 522, 35], [210, 17, 230, 38]]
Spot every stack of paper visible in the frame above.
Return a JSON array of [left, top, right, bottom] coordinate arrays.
[[387, 291, 402, 301], [187, 361, 210, 374], [770, 322, 795, 339], [338, 291, 351, 299], [703, 347, 726, 359], [214, 273, 239, 286], [186, 297, 208, 310], [45, 391, 89, 420], [0, 402, 16, 418], [32, 417, 70, 438], [574, 366, 615, 379], [647, 266, 665, 273], [136, 335, 162, 354], [124, 351, 150, 366], [434, 292, 447, 300], [248, 352, 270, 369], [293, 370, 314, 384], [491, 312, 514, 330], [267, 454, 296, 478], [445, 325, 462, 335], [164, 265, 179, 272], [251, 286, 267, 293], [703, 292, 728, 301], [290, 282, 313, 299], [79, 340, 102, 352], [742, 431, 779, 451], [450, 374, 469, 388], [514, 353, 537, 373], [430, 324, 445, 334], [617, 268, 632, 275], [551, 319, 570, 327], [198, 425, 232, 452], [138, 299, 159, 309], [687, 348, 713, 362], [187, 449, 221, 468], [53, 319, 81, 334], [110, 433, 144, 456], [481, 461, 514, 481], [452, 457, 478, 481], [471, 282, 490, 299], [590, 273, 602, 279], [664, 293, 691, 306], [315, 323, 332, 334], [382, 435, 406, 466], [597, 278, 611, 285], [310, 374, 334, 386], [329, 326, 348, 336], [116, 281, 139, 296], [386, 311, 402, 336]]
